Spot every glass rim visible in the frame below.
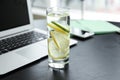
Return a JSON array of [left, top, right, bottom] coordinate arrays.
[[46, 7, 70, 11], [46, 7, 70, 15]]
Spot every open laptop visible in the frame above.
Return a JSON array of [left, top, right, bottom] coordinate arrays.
[[0, 0, 77, 75]]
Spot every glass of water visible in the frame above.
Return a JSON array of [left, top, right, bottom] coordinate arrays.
[[46, 7, 70, 69]]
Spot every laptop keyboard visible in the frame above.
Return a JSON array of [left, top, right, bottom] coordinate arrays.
[[0, 31, 47, 55]]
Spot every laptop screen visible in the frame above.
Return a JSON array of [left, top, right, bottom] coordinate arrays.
[[0, 0, 30, 32]]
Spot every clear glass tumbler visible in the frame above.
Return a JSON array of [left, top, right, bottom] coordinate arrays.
[[46, 7, 70, 69]]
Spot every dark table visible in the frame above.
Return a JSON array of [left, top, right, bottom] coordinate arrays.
[[1, 20, 120, 80]]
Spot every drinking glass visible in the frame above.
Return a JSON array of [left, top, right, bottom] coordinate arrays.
[[46, 7, 70, 69]]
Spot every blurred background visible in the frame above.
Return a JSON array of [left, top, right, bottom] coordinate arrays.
[[31, 0, 120, 22]]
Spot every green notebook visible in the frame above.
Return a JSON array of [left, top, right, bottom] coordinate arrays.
[[71, 20, 120, 34]]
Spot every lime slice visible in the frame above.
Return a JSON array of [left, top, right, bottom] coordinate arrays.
[[48, 38, 68, 59], [51, 21, 69, 33], [47, 22, 69, 34]]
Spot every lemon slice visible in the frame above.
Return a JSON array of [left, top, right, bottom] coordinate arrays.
[[50, 31, 60, 48], [47, 22, 69, 34], [51, 31, 69, 50], [48, 38, 68, 59]]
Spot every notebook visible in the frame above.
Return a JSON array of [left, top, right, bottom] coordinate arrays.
[[0, 0, 78, 75], [71, 20, 120, 34]]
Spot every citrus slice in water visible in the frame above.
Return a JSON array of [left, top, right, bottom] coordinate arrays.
[[51, 21, 69, 33], [51, 31, 69, 50], [48, 38, 68, 59], [47, 21, 69, 34]]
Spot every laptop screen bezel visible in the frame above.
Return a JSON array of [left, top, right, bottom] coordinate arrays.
[[0, 0, 33, 38]]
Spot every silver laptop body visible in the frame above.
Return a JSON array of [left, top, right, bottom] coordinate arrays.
[[0, 0, 48, 75]]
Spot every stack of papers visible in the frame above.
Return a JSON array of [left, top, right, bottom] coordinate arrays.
[[71, 20, 120, 34]]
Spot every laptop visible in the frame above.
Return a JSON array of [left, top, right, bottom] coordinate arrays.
[[0, 0, 78, 75]]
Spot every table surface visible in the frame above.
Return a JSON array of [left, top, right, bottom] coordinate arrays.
[[1, 20, 120, 80]]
